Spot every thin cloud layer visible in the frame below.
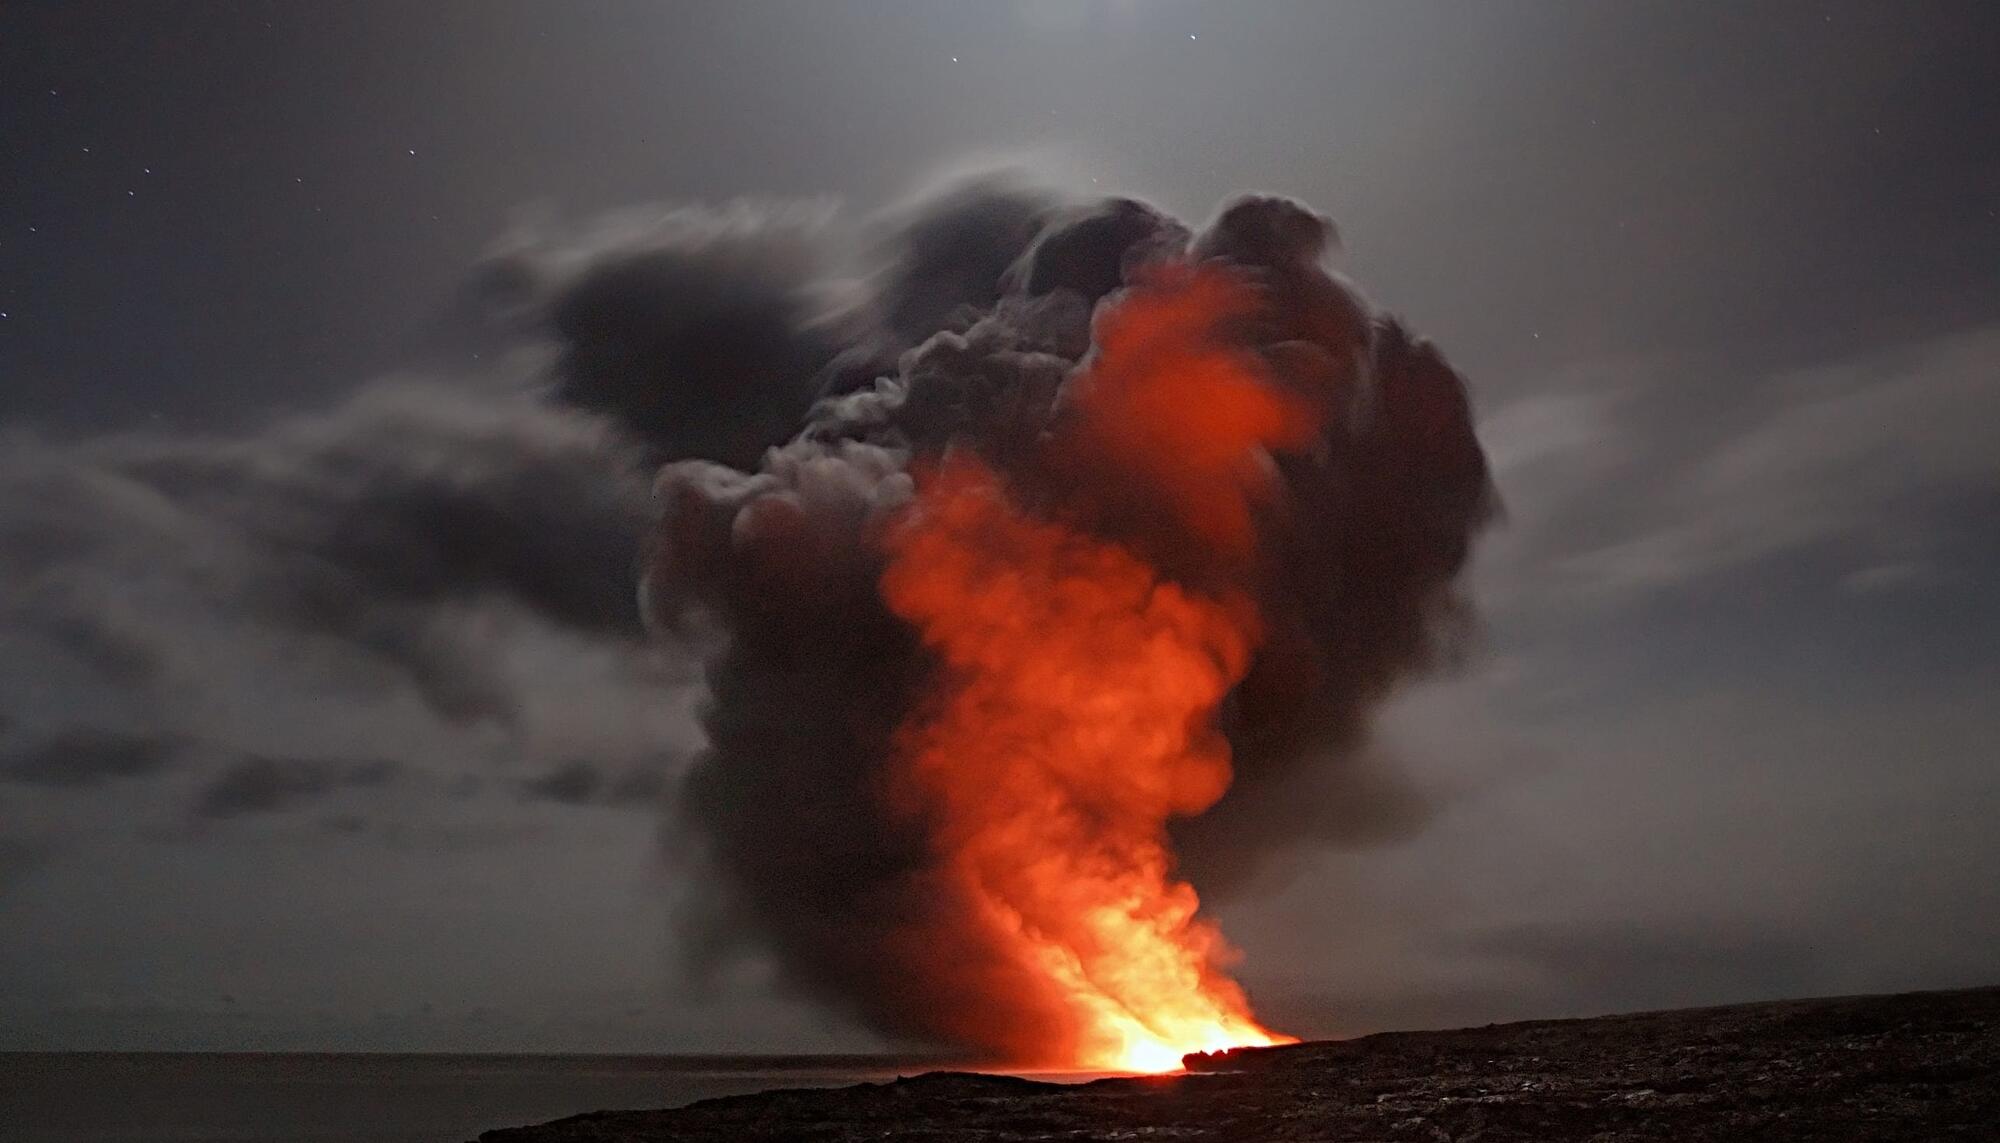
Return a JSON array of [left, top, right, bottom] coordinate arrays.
[[0, 381, 681, 836]]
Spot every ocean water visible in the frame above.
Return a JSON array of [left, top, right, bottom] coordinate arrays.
[[0, 1052, 964, 1143]]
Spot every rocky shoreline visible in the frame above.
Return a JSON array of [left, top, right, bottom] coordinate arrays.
[[476, 986, 1999, 1141]]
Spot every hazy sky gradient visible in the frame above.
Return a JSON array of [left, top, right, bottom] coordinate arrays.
[[2, 0, 1996, 1051]]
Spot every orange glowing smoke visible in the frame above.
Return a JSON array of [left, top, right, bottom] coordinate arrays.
[[879, 266, 1310, 1072]]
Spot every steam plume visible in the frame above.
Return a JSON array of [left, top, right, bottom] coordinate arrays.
[[637, 179, 1494, 1063], [0, 176, 1486, 1036]]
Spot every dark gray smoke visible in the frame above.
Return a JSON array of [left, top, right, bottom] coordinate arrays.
[[476, 203, 847, 469], [635, 178, 1496, 1058], [1, 198, 887, 838], [0, 174, 1491, 1061]]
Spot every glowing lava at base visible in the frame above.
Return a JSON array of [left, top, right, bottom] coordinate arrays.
[[879, 266, 1306, 1072]]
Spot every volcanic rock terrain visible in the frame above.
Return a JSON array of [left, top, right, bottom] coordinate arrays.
[[475, 986, 1999, 1141]]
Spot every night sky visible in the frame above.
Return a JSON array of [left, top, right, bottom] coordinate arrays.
[[3, 0, 1998, 1052]]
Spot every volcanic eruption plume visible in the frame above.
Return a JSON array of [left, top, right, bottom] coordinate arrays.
[[626, 181, 1494, 1069]]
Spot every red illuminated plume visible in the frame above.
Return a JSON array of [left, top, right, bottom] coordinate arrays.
[[880, 266, 1309, 1071]]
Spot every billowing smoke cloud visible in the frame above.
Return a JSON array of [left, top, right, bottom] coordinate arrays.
[[1, 197, 885, 844], [641, 178, 1494, 1060], [477, 201, 850, 470], [1, 173, 1490, 1062]]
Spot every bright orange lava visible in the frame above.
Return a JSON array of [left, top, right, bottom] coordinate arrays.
[[879, 266, 1306, 1072]]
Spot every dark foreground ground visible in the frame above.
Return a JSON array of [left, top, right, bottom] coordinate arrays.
[[477, 986, 1999, 1141]]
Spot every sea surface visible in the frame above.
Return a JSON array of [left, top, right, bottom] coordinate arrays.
[[0, 1052, 973, 1143]]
